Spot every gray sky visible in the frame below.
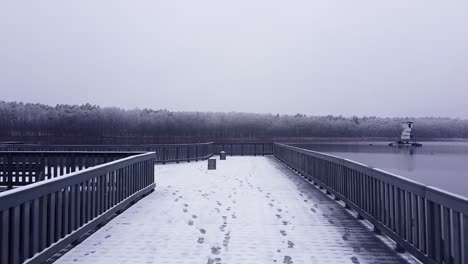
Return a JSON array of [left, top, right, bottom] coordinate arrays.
[[1, 1, 467, 118]]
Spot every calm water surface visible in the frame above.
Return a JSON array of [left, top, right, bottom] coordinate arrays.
[[292, 141, 468, 197]]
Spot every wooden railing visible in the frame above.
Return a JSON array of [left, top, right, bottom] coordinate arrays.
[[155, 143, 214, 163], [2, 142, 464, 263], [0, 151, 141, 189], [273, 143, 468, 264], [0, 142, 275, 163], [0, 143, 215, 164], [213, 142, 273, 156], [0, 152, 156, 264], [0, 142, 277, 264], [0, 142, 275, 190]]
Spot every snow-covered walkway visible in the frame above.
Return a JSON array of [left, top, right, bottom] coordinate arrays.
[[55, 156, 416, 264]]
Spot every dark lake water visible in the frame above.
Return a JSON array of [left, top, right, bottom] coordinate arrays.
[[291, 141, 468, 198]]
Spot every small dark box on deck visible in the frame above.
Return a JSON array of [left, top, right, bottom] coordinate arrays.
[[220, 151, 226, 160], [208, 159, 216, 170]]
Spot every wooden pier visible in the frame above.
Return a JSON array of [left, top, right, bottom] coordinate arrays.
[[0, 143, 467, 264]]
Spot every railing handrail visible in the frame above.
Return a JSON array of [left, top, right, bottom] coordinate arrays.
[[274, 143, 468, 213], [0, 151, 147, 154], [0, 152, 156, 210], [214, 142, 274, 144]]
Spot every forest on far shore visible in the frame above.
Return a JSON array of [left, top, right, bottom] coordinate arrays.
[[1, 101, 467, 144]]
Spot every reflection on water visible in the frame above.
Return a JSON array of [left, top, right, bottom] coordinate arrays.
[[292, 142, 468, 197]]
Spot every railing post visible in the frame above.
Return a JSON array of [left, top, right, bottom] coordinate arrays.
[[462, 214, 468, 264], [1, 209, 10, 264], [176, 147, 180, 163], [11, 206, 20, 264], [427, 200, 442, 262], [7, 153, 13, 190]]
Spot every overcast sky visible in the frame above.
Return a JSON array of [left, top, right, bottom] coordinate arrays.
[[1, 1, 467, 118]]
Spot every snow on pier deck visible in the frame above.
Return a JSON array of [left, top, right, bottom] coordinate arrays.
[[56, 156, 417, 264]]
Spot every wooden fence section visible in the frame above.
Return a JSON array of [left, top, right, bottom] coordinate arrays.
[[0, 142, 275, 264], [0, 142, 276, 190], [273, 143, 468, 264], [213, 143, 273, 156], [0, 142, 275, 163], [154, 143, 214, 163], [0, 143, 215, 164], [0, 152, 156, 264], [0, 152, 140, 189]]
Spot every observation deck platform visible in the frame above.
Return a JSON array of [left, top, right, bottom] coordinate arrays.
[[55, 156, 417, 264]]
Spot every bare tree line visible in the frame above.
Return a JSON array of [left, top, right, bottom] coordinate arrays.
[[0, 101, 467, 144]]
